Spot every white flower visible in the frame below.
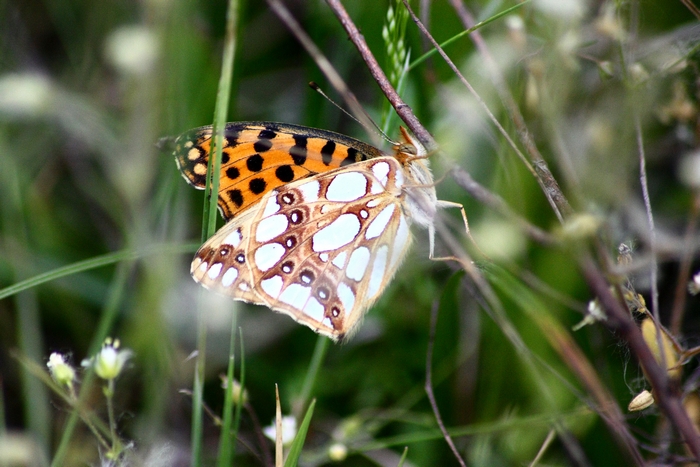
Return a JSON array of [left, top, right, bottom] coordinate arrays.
[[47, 352, 75, 388], [328, 443, 348, 462], [85, 338, 133, 381], [572, 299, 607, 331], [263, 416, 297, 446], [689, 271, 700, 295], [220, 376, 248, 405], [104, 26, 159, 76]]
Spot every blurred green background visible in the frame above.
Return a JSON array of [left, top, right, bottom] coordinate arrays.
[[1, 0, 700, 465]]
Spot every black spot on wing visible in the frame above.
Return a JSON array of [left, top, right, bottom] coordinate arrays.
[[290, 135, 308, 165], [228, 189, 244, 207], [341, 147, 362, 167], [321, 141, 336, 165], [254, 140, 273, 152], [258, 129, 277, 140], [226, 167, 240, 180], [249, 178, 267, 194], [246, 154, 264, 172], [275, 165, 294, 182]]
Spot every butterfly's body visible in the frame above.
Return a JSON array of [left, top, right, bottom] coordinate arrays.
[[175, 122, 440, 341]]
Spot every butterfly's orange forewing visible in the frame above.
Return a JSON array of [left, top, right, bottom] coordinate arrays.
[[174, 122, 384, 220]]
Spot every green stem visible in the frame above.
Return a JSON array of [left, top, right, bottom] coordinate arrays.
[[106, 379, 117, 452], [292, 335, 329, 420]]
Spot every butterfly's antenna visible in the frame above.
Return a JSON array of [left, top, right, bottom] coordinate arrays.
[[309, 82, 396, 144]]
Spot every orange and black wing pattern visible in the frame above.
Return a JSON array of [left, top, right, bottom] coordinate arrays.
[[174, 122, 384, 220]]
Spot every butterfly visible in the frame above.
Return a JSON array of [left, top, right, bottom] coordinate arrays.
[[175, 121, 450, 341]]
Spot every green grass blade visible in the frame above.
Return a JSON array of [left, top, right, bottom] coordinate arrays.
[[409, 0, 530, 70], [216, 316, 238, 467], [232, 328, 245, 449], [192, 0, 240, 465], [292, 335, 328, 420], [283, 399, 316, 467], [201, 0, 240, 241], [0, 243, 196, 301], [397, 447, 409, 467]]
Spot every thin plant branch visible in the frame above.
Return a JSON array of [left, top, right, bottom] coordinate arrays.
[[425, 302, 467, 467], [580, 255, 700, 459], [325, 0, 435, 149], [275, 384, 283, 467], [528, 429, 556, 467], [447, 0, 573, 222], [266, 0, 379, 145], [680, 0, 700, 20], [635, 115, 660, 323], [402, 0, 571, 222], [635, 114, 673, 400], [245, 402, 275, 467]]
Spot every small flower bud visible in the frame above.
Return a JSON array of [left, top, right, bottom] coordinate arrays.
[[557, 213, 601, 241], [640, 319, 681, 380], [328, 443, 348, 462], [47, 353, 76, 389], [88, 338, 133, 381], [628, 390, 654, 411], [220, 376, 249, 405], [688, 272, 700, 295], [263, 416, 297, 446], [572, 299, 607, 331]]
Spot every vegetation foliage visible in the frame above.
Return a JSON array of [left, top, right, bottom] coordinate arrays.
[[1, 0, 700, 465]]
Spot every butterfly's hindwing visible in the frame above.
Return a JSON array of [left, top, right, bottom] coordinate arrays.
[[191, 157, 414, 340]]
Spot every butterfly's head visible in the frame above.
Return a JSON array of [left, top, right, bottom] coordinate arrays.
[[393, 126, 428, 163]]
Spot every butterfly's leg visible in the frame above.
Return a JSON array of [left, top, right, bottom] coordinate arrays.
[[429, 200, 490, 263]]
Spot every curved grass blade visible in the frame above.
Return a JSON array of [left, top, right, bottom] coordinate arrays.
[[0, 243, 195, 301], [284, 399, 316, 467], [192, 0, 240, 465]]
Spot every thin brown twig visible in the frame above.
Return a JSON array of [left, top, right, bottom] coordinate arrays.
[[425, 301, 468, 467], [530, 310, 645, 465], [325, 0, 435, 149], [529, 429, 556, 467], [680, 0, 700, 20], [245, 402, 275, 467], [447, 0, 573, 222], [635, 116, 660, 322], [403, 0, 571, 223], [580, 255, 700, 459], [429, 0, 700, 459], [265, 0, 376, 143], [275, 384, 282, 467]]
